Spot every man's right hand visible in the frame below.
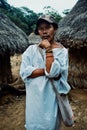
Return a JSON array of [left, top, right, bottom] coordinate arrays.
[[39, 39, 51, 49]]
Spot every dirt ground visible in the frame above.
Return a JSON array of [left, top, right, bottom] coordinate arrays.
[[0, 55, 87, 130]]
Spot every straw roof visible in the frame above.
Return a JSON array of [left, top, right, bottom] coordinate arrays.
[[55, 0, 87, 49], [28, 33, 41, 45], [0, 13, 30, 56]]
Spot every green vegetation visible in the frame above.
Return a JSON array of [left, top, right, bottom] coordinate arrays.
[[43, 6, 62, 23], [62, 9, 70, 15], [0, 0, 64, 35]]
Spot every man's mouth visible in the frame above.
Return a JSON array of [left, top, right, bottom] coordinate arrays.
[[42, 36, 49, 39]]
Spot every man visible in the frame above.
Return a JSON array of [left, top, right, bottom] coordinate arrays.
[[20, 14, 70, 130]]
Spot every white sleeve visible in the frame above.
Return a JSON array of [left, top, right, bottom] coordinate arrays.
[[45, 48, 69, 78], [20, 48, 37, 82]]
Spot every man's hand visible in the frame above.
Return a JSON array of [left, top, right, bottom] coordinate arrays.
[[39, 39, 51, 49]]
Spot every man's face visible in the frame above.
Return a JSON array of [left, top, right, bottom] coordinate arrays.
[[38, 22, 56, 42]]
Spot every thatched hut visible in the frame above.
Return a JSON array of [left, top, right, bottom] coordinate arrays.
[[0, 13, 29, 83], [28, 33, 41, 44], [55, 0, 87, 88]]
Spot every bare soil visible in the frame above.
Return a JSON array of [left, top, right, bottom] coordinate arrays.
[[0, 55, 87, 130]]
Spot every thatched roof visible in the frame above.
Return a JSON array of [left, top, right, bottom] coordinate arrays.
[[55, 0, 87, 49], [0, 13, 30, 56], [28, 33, 41, 44]]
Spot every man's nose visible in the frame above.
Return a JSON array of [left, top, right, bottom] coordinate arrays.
[[43, 29, 47, 34]]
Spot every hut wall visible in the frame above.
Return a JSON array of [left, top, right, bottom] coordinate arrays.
[[0, 54, 13, 84], [68, 48, 87, 88]]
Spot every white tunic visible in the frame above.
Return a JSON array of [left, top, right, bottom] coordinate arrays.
[[20, 44, 71, 130]]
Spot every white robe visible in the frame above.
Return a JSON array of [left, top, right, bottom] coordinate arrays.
[[20, 44, 71, 130]]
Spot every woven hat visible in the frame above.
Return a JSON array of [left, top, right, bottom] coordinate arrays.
[[34, 14, 58, 35]]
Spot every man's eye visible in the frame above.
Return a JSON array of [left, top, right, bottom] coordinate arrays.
[[47, 25, 52, 29], [46, 26, 49, 29], [39, 28, 43, 31]]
